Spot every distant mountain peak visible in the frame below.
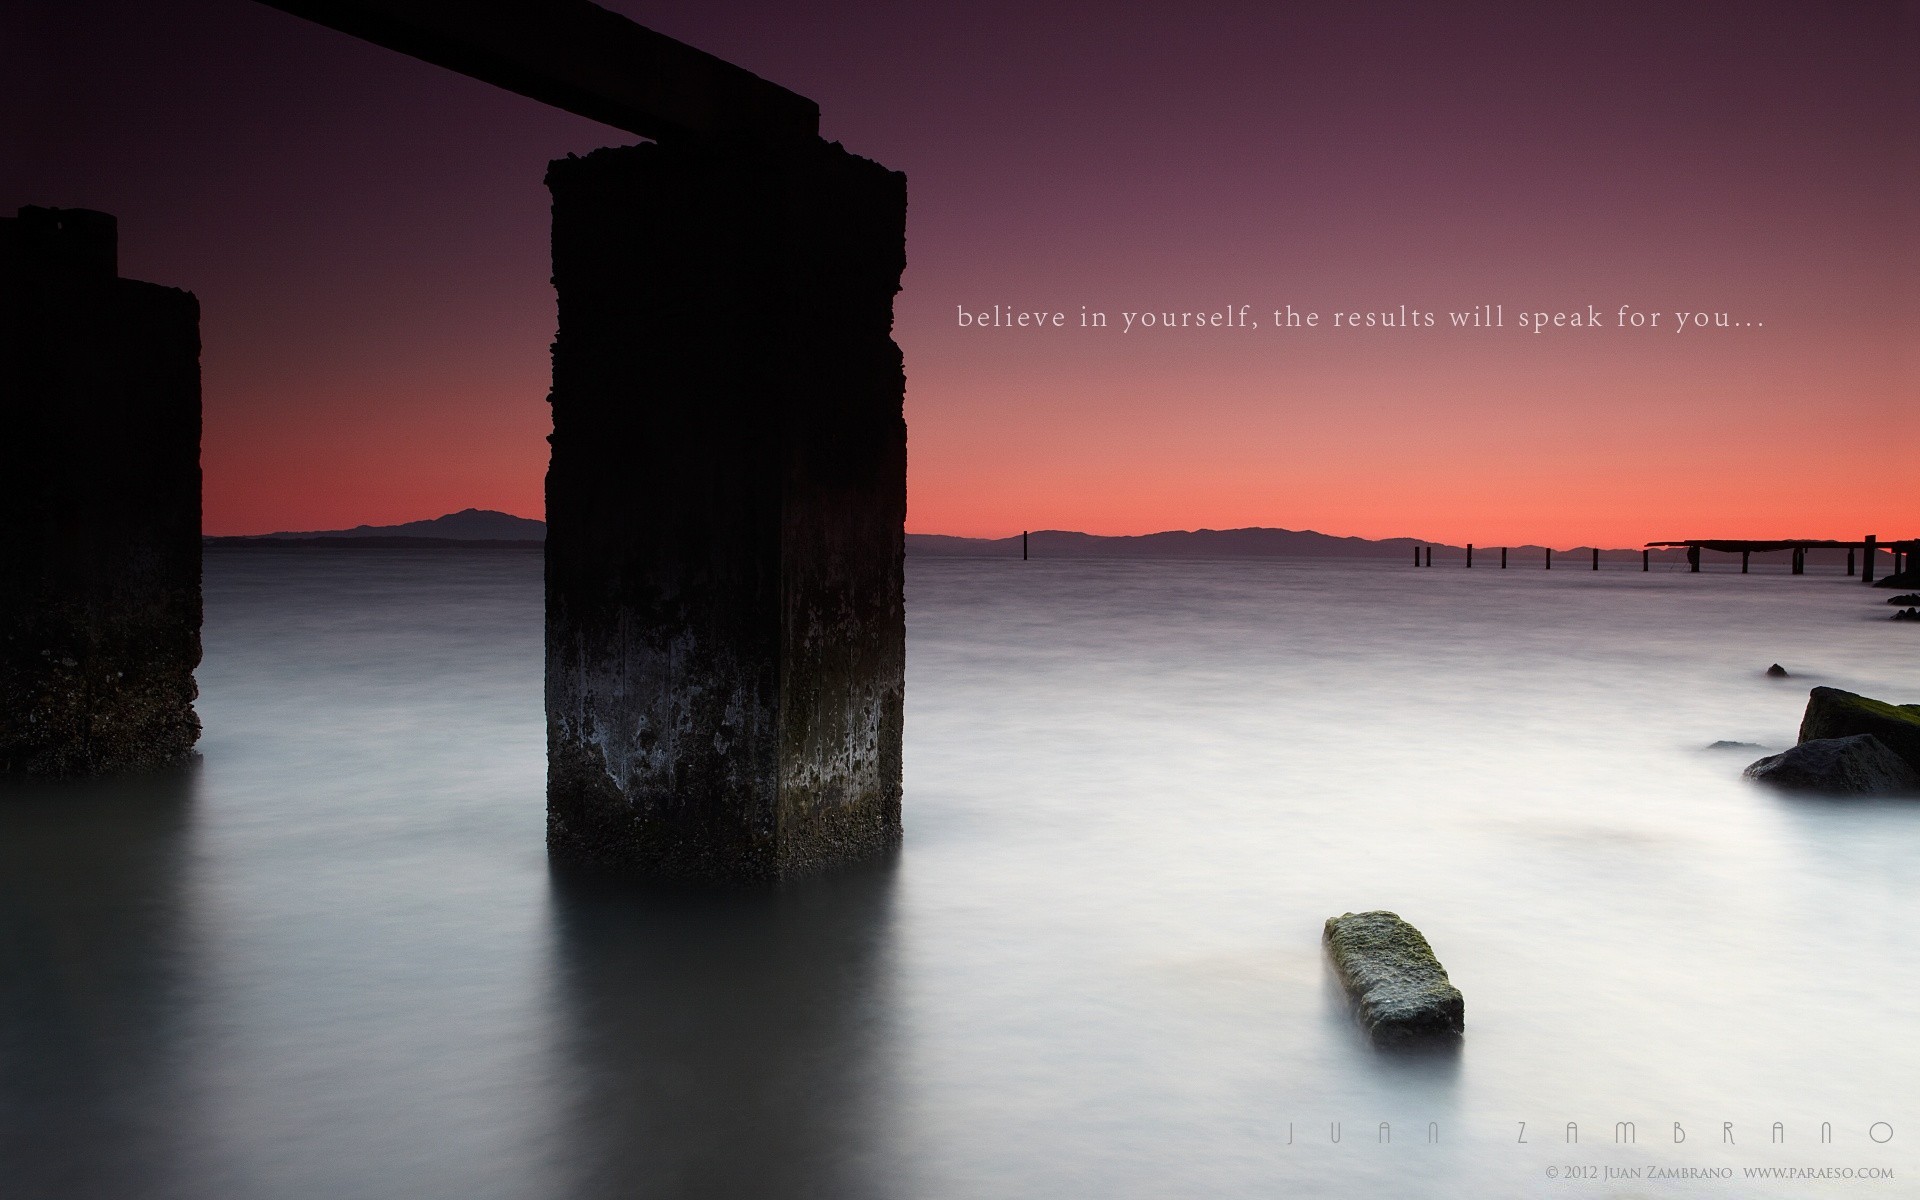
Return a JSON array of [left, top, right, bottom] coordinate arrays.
[[240, 508, 547, 541]]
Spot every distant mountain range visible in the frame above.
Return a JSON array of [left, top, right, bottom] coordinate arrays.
[[206, 508, 545, 547], [210, 510, 1676, 560]]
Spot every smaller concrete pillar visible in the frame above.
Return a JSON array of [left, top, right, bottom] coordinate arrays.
[[1642, 549, 1649, 571], [1500, 547, 1507, 569], [1466, 543, 1473, 568], [1741, 550, 1750, 574], [1863, 535, 1877, 583], [1, 208, 202, 775], [1688, 545, 1700, 572], [1592, 548, 1600, 571], [1791, 547, 1804, 575]]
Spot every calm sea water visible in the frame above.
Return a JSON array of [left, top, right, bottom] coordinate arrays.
[[3, 549, 1915, 1198]]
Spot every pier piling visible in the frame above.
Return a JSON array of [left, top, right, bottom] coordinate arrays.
[[544, 140, 906, 883], [1864, 535, 1877, 584], [1, 208, 202, 776]]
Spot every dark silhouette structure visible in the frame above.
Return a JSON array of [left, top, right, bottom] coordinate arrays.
[[0, 208, 202, 776], [1647, 538, 1918, 579], [258, 1, 907, 881]]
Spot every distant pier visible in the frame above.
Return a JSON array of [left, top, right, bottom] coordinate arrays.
[[1646, 538, 1918, 581], [1407, 536, 1919, 580]]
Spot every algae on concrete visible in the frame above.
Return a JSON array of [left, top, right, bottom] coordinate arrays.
[[1323, 911, 1464, 1045]]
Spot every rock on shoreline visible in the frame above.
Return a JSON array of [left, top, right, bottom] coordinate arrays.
[[1798, 687, 1920, 774], [1323, 911, 1464, 1045], [1743, 735, 1920, 795]]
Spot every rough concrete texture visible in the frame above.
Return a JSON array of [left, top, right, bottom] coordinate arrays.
[[1744, 735, 1919, 795], [1798, 686, 1920, 774], [544, 138, 905, 883], [1324, 911, 1465, 1045], [1, 207, 202, 775]]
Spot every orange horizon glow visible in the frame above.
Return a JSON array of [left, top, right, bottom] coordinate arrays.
[[39, 4, 1904, 552]]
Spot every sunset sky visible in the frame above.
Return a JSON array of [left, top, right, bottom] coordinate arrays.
[[6, 1, 1915, 545]]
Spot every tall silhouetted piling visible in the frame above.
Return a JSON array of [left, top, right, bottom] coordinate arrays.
[[1592, 547, 1599, 571], [1792, 547, 1804, 575], [1424, 546, 1432, 567], [1, 207, 202, 775], [1642, 549, 1649, 571], [1466, 543, 1473, 568], [1501, 547, 1507, 569], [1863, 535, 1877, 584], [1023, 530, 1028, 560], [1688, 545, 1700, 573], [544, 140, 907, 883], [1741, 550, 1750, 574], [1545, 548, 1552, 570]]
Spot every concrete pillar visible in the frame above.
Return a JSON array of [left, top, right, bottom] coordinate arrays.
[[1741, 550, 1750, 574], [1792, 547, 1804, 575], [1592, 547, 1600, 571], [1500, 547, 1507, 569], [1642, 549, 1649, 571], [1688, 545, 1700, 573], [543, 140, 906, 883], [1863, 535, 1877, 583], [1, 208, 202, 776], [1466, 543, 1472, 568]]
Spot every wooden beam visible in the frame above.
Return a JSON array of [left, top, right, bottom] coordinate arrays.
[[252, 0, 819, 145]]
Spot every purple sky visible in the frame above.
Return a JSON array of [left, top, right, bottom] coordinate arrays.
[[6, 1, 1915, 543]]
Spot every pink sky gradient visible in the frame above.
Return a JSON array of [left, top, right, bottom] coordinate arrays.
[[7, 1, 1914, 546]]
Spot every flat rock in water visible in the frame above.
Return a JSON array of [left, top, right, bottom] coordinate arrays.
[[1743, 735, 1920, 795], [1707, 740, 1765, 751], [1323, 911, 1464, 1045], [1798, 687, 1920, 773]]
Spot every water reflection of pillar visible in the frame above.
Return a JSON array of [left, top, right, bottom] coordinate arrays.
[[545, 861, 901, 1197], [0, 769, 198, 1194]]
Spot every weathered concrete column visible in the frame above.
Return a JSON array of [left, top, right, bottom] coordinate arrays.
[[544, 139, 906, 883], [1, 208, 202, 776], [1863, 535, 1877, 583]]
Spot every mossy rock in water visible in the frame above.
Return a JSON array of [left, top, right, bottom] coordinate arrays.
[[1744, 735, 1920, 795], [1799, 687, 1920, 774], [1323, 911, 1464, 1045]]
